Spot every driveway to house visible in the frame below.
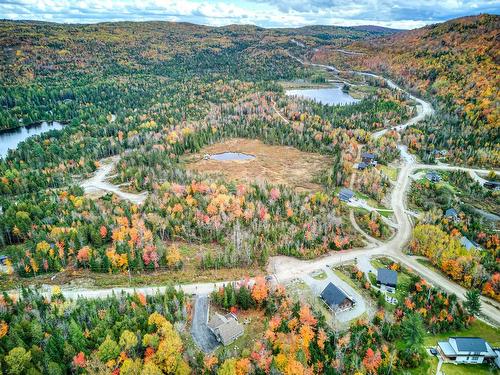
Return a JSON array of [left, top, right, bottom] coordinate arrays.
[[356, 255, 377, 279], [302, 266, 367, 323], [191, 295, 219, 353]]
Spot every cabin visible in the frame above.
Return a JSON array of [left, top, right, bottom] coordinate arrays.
[[426, 171, 441, 183], [320, 282, 355, 313], [207, 312, 244, 346], [438, 337, 497, 364], [376, 268, 398, 293], [338, 188, 354, 202], [444, 208, 459, 222], [361, 152, 377, 166], [483, 181, 500, 191], [460, 236, 480, 252]]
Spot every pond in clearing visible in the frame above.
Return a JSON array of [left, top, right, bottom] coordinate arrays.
[[210, 152, 255, 161], [0, 121, 64, 158], [286, 86, 358, 106]]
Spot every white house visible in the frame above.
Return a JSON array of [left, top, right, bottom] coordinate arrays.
[[438, 337, 497, 364]]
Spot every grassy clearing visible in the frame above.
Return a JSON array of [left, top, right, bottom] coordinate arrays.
[[440, 363, 497, 375], [184, 138, 331, 192], [311, 270, 327, 280], [379, 165, 399, 181], [423, 320, 500, 347]]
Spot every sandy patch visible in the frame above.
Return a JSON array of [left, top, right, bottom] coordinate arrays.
[[183, 138, 331, 192]]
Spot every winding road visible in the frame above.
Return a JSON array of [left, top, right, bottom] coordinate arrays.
[[13, 55, 500, 327]]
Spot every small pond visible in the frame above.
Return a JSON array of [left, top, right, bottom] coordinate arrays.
[[0, 121, 64, 158], [286, 86, 358, 106], [209, 152, 255, 161]]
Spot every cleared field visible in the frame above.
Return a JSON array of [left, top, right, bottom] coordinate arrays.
[[184, 138, 331, 192]]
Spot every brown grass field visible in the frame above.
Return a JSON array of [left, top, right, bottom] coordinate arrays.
[[183, 138, 331, 192]]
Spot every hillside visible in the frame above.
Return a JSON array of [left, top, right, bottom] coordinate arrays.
[[0, 20, 393, 130], [311, 14, 500, 166]]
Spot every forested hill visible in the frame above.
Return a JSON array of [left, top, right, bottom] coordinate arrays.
[[0, 20, 394, 130], [311, 14, 499, 166], [0, 20, 393, 84], [312, 14, 499, 133]]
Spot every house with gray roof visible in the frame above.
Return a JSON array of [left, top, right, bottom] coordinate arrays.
[[207, 312, 244, 346], [438, 337, 497, 364], [460, 236, 481, 252], [338, 188, 354, 202], [376, 268, 398, 293], [320, 282, 355, 313], [444, 208, 459, 221], [426, 171, 441, 182]]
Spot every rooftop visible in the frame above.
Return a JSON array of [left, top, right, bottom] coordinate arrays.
[[460, 236, 479, 251], [320, 282, 353, 307], [377, 268, 398, 286]]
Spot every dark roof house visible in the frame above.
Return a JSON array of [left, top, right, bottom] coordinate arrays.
[[207, 312, 244, 346], [361, 152, 377, 165], [376, 268, 398, 288], [320, 282, 354, 312], [338, 188, 354, 202]]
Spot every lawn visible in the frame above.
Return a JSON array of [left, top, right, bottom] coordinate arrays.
[[379, 165, 399, 181], [311, 270, 327, 280], [423, 320, 500, 347], [440, 363, 497, 375]]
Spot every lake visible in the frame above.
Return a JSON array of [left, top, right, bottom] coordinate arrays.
[[285, 86, 358, 106], [0, 121, 64, 158]]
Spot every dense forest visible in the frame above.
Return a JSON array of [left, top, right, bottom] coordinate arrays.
[[311, 14, 500, 167]]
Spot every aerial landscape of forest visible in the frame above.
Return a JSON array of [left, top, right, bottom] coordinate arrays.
[[0, 2, 498, 374]]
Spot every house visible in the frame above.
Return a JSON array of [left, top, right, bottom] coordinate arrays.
[[376, 268, 398, 293], [426, 171, 441, 182], [0, 255, 8, 265], [460, 236, 480, 252], [444, 208, 459, 221], [338, 188, 354, 202], [484, 181, 500, 191], [361, 152, 377, 165], [207, 312, 244, 346], [320, 282, 355, 313], [437, 337, 497, 364]]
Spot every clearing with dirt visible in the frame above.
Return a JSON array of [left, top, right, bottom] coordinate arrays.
[[183, 138, 331, 192]]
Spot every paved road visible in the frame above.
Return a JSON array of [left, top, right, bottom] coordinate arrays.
[[191, 295, 219, 352]]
